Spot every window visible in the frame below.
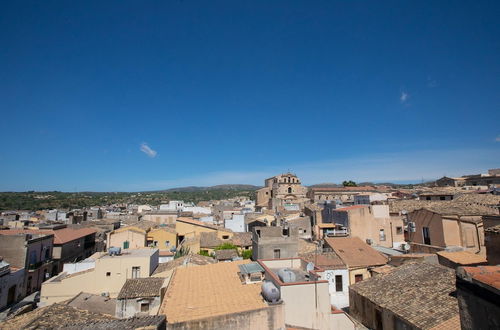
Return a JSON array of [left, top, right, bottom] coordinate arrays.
[[123, 241, 129, 249], [426, 197, 431, 200], [440, 196, 445, 200], [45, 248, 50, 260], [396, 226, 403, 235], [379, 229, 386, 241], [273, 249, 281, 259], [222, 235, 229, 239], [335, 275, 343, 292], [165, 241, 170, 247], [355, 274, 363, 283], [106, 272, 111, 277], [288, 187, 292, 194], [140, 303, 150, 312], [422, 227, 431, 245], [132, 266, 141, 279]]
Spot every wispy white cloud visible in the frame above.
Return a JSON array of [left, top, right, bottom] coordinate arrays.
[[400, 91, 409, 103], [140, 143, 157, 158], [495, 135, 500, 142]]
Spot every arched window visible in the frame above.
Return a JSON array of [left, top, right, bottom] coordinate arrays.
[[288, 187, 292, 194]]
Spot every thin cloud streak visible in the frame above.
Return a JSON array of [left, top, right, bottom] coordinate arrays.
[[400, 91, 409, 103], [140, 143, 157, 158]]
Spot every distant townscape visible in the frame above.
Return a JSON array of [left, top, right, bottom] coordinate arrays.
[[0, 169, 499, 329]]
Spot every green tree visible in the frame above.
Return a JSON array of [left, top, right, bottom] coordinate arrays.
[[241, 249, 252, 259], [214, 243, 238, 250], [342, 180, 357, 187]]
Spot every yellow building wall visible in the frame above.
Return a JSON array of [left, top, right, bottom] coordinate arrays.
[[175, 221, 216, 237], [147, 229, 177, 250]]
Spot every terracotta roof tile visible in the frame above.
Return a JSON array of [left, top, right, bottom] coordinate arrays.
[[325, 237, 388, 268], [159, 260, 267, 323], [459, 265, 500, 290], [436, 251, 487, 265]]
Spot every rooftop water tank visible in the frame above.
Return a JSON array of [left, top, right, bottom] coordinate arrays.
[[262, 281, 280, 303], [108, 247, 121, 256], [277, 268, 296, 283]]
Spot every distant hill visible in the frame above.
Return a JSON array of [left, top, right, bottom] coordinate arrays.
[[157, 184, 262, 193]]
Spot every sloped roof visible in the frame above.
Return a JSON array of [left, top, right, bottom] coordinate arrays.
[[62, 315, 166, 330], [152, 254, 216, 276], [117, 277, 165, 299], [454, 193, 500, 206], [389, 200, 498, 216], [436, 251, 487, 265], [232, 232, 252, 247], [0, 303, 114, 329], [0, 228, 96, 244], [200, 232, 223, 248], [65, 292, 116, 316], [325, 237, 387, 268], [299, 252, 346, 269], [350, 263, 459, 329], [458, 265, 500, 290], [160, 260, 267, 323], [214, 249, 238, 260]]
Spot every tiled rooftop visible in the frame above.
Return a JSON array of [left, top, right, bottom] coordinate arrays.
[[0, 303, 114, 329], [299, 252, 346, 270], [458, 265, 500, 291], [325, 237, 387, 268], [152, 254, 216, 276], [389, 199, 498, 216], [62, 315, 166, 329], [159, 260, 267, 323], [117, 277, 165, 299], [65, 292, 116, 316], [436, 251, 487, 265], [351, 263, 459, 329]]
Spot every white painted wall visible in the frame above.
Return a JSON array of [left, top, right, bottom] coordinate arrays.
[[224, 214, 245, 232], [321, 269, 350, 309]]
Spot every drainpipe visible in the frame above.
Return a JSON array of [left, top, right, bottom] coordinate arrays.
[[474, 223, 482, 255], [390, 221, 394, 248]]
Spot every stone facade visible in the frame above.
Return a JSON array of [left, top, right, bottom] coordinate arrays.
[[256, 173, 309, 211]]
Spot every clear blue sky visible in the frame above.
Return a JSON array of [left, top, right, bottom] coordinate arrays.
[[1, 1, 499, 191]]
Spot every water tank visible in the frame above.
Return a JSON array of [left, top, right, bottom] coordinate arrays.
[[262, 281, 280, 303], [277, 268, 296, 283], [108, 247, 121, 256]]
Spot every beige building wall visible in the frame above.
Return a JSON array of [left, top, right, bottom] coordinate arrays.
[[107, 229, 146, 250], [280, 282, 331, 329], [40, 250, 158, 305], [348, 267, 371, 285], [142, 213, 178, 225], [175, 221, 216, 237], [347, 207, 405, 248]]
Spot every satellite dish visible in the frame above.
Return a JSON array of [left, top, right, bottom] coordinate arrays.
[[306, 262, 315, 272]]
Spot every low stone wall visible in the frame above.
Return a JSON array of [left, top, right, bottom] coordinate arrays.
[[167, 304, 284, 330]]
